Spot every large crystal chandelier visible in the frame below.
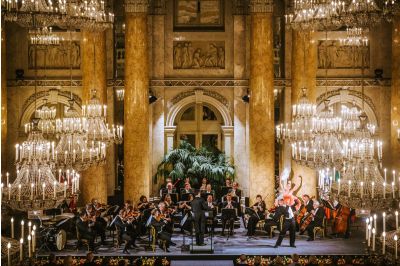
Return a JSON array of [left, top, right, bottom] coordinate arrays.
[[3, 119, 75, 211], [36, 101, 57, 135], [340, 27, 369, 46], [1, 0, 114, 30], [341, 0, 382, 28]]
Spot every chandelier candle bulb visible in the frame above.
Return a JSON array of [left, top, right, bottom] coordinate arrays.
[[374, 214, 377, 230], [383, 212, 386, 232], [11, 217, 14, 238], [368, 225, 371, 246], [372, 228, 376, 251], [8, 183, 11, 200], [383, 232, 386, 255], [385, 168, 387, 183], [28, 222, 31, 236], [6, 172, 9, 186], [19, 238, 23, 261], [64, 181, 67, 198], [7, 242, 11, 266], [395, 235, 398, 260], [21, 220, 24, 239], [15, 144, 19, 161], [32, 230, 35, 253], [28, 235, 31, 257], [30, 183, 34, 200]]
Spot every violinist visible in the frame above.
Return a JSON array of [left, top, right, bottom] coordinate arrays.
[[137, 195, 153, 212], [86, 204, 106, 244], [221, 194, 238, 236], [115, 210, 137, 254], [158, 202, 173, 234], [246, 195, 266, 237], [76, 211, 95, 251], [150, 209, 177, 252], [306, 201, 325, 241], [164, 194, 177, 215]]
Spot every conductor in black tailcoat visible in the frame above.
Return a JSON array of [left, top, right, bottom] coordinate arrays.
[[191, 191, 208, 245], [274, 198, 296, 248]]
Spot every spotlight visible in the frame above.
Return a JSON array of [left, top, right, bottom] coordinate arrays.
[[242, 89, 250, 103]]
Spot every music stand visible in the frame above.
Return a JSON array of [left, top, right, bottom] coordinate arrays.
[[179, 213, 191, 251], [180, 193, 193, 202], [245, 207, 260, 219], [221, 208, 236, 241]]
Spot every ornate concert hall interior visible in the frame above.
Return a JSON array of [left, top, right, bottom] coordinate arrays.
[[1, 0, 400, 265]]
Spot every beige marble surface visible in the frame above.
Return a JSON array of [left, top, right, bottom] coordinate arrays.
[[2, 27, 7, 172], [249, 13, 275, 206], [291, 30, 317, 198], [392, 16, 400, 166], [124, 13, 150, 203], [80, 31, 108, 204]]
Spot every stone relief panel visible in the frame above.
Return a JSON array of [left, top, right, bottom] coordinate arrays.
[[317, 40, 370, 69], [173, 41, 225, 69], [28, 41, 81, 69]]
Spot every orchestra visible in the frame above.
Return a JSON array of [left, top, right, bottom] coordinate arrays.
[[69, 176, 356, 255]]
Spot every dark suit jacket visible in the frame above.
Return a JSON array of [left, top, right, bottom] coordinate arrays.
[[150, 217, 166, 233], [273, 205, 295, 222], [313, 207, 325, 227], [191, 196, 208, 215]]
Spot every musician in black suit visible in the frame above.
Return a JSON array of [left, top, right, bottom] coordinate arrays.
[[246, 195, 266, 237], [274, 198, 296, 248], [221, 194, 237, 236], [150, 209, 176, 252], [206, 194, 217, 233], [302, 194, 314, 213], [159, 182, 176, 197], [76, 211, 95, 251], [306, 201, 325, 241], [191, 191, 209, 245], [114, 210, 137, 254], [228, 182, 242, 198]]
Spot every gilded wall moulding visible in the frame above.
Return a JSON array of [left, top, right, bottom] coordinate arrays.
[[124, 0, 149, 13], [249, 0, 273, 13], [171, 89, 229, 110], [317, 40, 370, 69], [28, 41, 81, 69], [173, 41, 225, 69]]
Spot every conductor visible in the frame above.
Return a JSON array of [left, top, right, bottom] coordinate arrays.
[[191, 190, 208, 246]]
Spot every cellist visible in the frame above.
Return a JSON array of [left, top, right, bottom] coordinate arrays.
[[296, 194, 314, 231]]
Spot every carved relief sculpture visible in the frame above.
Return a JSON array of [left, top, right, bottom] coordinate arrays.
[[318, 40, 370, 69], [173, 41, 225, 69], [28, 41, 81, 69]]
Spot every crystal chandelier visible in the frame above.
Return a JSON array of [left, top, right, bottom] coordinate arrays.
[[1, 0, 114, 30], [29, 26, 62, 46], [341, 0, 382, 28], [340, 27, 369, 46], [35, 101, 57, 136], [54, 100, 107, 171], [3, 119, 75, 211], [326, 160, 397, 211]]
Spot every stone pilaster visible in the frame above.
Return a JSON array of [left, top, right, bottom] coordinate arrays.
[[221, 126, 234, 161], [249, 0, 275, 206], [291, 30, 317, 198], [164, 126, 176, 152], [124, 0, 150, 203], [1, 26, 7, 172], [392, 16, 400, 167], [80, 31, 108, 204]]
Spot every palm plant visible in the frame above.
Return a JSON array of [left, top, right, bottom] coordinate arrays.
[[154, 141, 235, 187]]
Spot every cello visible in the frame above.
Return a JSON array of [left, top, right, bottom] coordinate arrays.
[[332, 205, 351, 235]]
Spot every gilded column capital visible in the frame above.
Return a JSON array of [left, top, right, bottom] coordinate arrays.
[[124, 0, 149, 13], [249, 0, 273, 13]]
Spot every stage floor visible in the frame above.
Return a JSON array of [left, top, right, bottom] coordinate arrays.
[[38, 226, 368, 258]]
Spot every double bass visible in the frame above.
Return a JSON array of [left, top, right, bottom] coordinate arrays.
[[332, 205, 351, 234]]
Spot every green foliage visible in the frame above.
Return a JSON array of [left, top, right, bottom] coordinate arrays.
[[154, 141, 235, 187]]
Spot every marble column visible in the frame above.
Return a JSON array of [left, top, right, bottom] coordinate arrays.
[[291, 30, 317, 198], [221, 126, 234, 161], [165, 126, 176, 152], [124, 0, 150, 203], [249, 0, 275, 206], [1, 26, 7, 172], [392, 16, 400, 168], [80, 31, 108, 204]]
